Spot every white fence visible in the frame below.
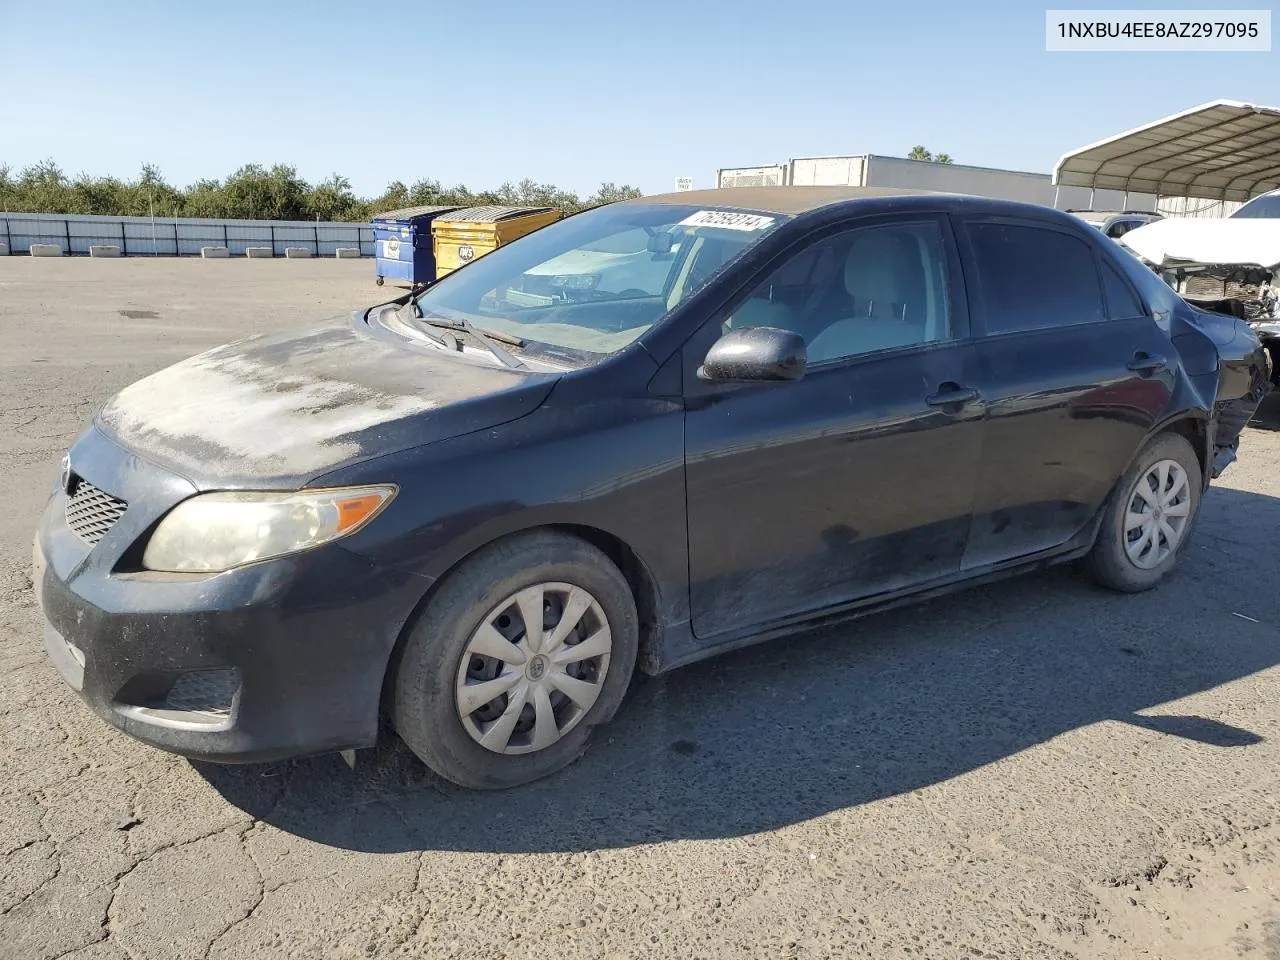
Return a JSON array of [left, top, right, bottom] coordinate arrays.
[[0, 213, 375, 257]]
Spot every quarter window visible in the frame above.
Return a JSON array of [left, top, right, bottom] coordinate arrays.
[[1100, 259, 1146, 320], [722, 221, 953, 364], [963, 222, 1105, 334]]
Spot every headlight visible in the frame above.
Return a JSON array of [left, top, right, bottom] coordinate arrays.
[[141, 485, 396, 573]]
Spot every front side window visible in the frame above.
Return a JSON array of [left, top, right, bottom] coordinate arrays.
[[963, 221, 1105, 334], [721, 221, 953, 364], [411, 203, 785, 362]]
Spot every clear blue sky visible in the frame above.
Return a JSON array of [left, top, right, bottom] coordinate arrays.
[[1, 0, 1275, 197]]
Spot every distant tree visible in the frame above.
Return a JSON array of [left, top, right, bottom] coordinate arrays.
[[15, 159, 72, 213], [120, 163, 185, 217], [307, 173, 362, 222], [184, 178, 226, 218], [0, 165, 14, 211], [586, 182, 643, 208], [217, 164, 310, 220], [0, 161, 645, 221], [369, 180, 410, 215], [907, 146, 954, 164], [70, 172, 126, 216]]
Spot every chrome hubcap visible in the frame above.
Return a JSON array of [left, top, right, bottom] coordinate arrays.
[[1123, 458, 1192, 570], [455, 582, 612, 755]]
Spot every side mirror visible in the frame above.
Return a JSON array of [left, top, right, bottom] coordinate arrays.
[[697, 326, 807, 383]]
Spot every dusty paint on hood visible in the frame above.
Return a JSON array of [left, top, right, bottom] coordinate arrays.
[[1121, 217, 1280, 270], [96, 314, 559, 487]]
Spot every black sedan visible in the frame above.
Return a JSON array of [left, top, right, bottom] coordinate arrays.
[[34, 186, 1271, 789]]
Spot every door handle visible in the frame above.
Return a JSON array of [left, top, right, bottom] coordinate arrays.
[[925, 384, 980, 408], [1127, 352, 1168, 375]]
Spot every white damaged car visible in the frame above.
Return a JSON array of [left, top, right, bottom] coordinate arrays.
[[1120, 191, 1280, 383]]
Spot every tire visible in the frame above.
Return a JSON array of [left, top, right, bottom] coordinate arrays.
[[376, 276, 385, 286], [392, 530, 639, 790], [1085, 431, 1202, 593]]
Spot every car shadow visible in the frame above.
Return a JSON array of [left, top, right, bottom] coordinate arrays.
[[197, 484, 1280, 855]]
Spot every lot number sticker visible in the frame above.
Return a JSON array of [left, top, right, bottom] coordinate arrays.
[[678, 210, 775, 231]]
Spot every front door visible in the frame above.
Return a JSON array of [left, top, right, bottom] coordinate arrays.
[[682, 216, 987, 640]]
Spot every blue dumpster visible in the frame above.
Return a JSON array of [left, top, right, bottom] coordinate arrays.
[[371, 205, 462, 286]]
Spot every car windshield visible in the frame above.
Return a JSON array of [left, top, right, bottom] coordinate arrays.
[[410, 203, 786, 362], [1231, 192, 1280, 219]]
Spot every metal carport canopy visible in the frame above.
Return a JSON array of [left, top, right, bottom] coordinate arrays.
[[1052, 100, 1280, 203]]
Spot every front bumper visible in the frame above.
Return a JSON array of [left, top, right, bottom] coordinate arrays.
[[34, 427, 429, 763]]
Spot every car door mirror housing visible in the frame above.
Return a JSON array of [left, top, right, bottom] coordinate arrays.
[[697, 326, 807, 383]]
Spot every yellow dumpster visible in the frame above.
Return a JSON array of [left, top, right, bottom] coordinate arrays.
[[431, 205, 563, 278]]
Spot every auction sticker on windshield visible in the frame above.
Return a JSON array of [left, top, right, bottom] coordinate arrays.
[[679, 210, 776, 231]]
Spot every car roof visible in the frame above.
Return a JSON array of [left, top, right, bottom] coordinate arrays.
[[623, 185, 954, 215], [621, 185, 1093, 225]]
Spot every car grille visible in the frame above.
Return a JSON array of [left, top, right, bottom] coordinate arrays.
[[164, 669, 240, 719], [64, 478, 128, 546]]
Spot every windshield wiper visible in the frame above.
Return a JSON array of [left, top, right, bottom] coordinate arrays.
[[408, 305, 528, 370]]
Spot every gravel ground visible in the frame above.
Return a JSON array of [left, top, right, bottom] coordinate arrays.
[[2, 257, 1279, 960]]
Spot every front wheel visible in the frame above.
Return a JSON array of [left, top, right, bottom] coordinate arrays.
[[1085, 432, 1202, 592], [375, 276, 385, 286], [392, 531, 639, 789]]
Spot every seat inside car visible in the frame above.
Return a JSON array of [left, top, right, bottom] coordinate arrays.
[[807, 233, 929, 362], [722, 296, 797, 333]]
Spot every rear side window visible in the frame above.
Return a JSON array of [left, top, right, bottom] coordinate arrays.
[[963, 222, 1105, 334], [1100, 259, 1146, 319]]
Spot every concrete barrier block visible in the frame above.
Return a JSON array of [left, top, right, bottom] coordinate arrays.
[[284, 247, 311, 259], [0, 242, 8, 256], [200, 246, 230, 259], [89, 245, 121, 258], [245, 247, 273, 259], [30, 243, 63, 257], [335, 247, 362, 259]]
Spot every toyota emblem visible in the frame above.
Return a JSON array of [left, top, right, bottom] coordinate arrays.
[[458, 244, 475, 263]]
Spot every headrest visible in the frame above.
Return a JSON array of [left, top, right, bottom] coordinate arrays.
[[843, 234, 913, 320]]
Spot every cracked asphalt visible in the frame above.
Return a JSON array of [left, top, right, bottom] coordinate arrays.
[[2, 257, 1280, 960]]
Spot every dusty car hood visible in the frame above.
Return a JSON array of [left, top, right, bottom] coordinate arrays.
[[1121, 217, 1280, 270], [95, 312, 560, 488]]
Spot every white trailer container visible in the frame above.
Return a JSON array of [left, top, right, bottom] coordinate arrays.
[[717, 155, 1104, 209], [715, 164, 788, 188]]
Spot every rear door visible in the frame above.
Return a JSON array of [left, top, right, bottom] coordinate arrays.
[[955, 216, 1174, 569]]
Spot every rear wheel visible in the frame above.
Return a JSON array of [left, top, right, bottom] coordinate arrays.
[[1085, 432, 1201, 592], [392, 531, 638, 789]]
